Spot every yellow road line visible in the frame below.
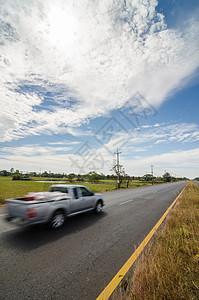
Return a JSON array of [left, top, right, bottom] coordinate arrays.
[[96, 188, 185, 300]]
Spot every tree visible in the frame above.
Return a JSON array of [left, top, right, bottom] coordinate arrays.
[[111, 161, 123, 189], [142, 174, 154, 182], [123, 172, 131, 188], [156, 176, 164, 183], [86, 171, 101, 183], [0, 170, 10, 176], [68, 173, 76, 182], [12, 174, 22, 180], [163, 172, 172, 182], [76, 174, 84, 182], [110, 149, 124, 189], [111, 158, 129, 189], [41, 171, 49, 178], [29, 172, 37, 177]]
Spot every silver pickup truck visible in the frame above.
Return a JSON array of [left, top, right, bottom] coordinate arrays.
[[5, 185, 104, 229]]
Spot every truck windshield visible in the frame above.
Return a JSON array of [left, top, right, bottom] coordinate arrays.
[[49, 187, 68, 193]]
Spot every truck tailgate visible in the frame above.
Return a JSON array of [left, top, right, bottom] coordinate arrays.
[[7, 200, 28, 218]]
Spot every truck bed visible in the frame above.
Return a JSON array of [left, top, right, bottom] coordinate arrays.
[[6, 197, 69, 205]]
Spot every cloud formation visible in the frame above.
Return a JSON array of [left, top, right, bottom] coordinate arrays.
[[0, 0, 199, 141], [1, 121, 198, 176], [124, 147, 199, 178], [99, 122, 199, 154]]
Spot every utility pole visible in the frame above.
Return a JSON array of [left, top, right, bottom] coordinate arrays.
[[151, 164, 154, 185], [114, 149, 122, 189]]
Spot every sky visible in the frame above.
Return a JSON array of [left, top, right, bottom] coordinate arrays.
[[0, 0, 199, 178]]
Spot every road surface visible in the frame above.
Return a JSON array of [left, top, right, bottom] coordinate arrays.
[[0, 181, 185, 300]]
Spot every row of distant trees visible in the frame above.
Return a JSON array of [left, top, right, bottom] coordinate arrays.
[[0, 168, 189, 183]]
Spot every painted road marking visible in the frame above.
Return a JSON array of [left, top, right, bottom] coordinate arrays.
[[119, 199, 134, 206], [96, 188, 185, 300]]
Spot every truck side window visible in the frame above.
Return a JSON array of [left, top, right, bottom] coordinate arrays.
[[50, 187, 68, 193], [73, 188, 78, 199], [80, 187, 93, 197]]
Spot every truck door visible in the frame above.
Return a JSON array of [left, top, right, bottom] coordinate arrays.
[[71, 187, 95, 212], [79, 187, 95, 210]]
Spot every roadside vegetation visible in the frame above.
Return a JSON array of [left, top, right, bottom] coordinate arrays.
[[0, 176, 153, 205], [118, 181, 199, 299], [0, 169, 188, 205]]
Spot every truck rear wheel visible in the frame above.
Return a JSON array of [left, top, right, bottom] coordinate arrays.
[[49, 210, 65, 229]]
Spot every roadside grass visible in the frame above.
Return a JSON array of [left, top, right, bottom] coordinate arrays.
[[30, 177, 68, 181], [0, 177, 116, 203], [118, 181, 199, 300], [0, 177, 157, 205], [0, 177, 116, 204], [99, 179, 116, 184], [0, 177, 52, 205]]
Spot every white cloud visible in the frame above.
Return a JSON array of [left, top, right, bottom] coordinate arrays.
[[0, 0, 199, 141], [0, 121, 199, 178], [0, 144, 199, 178], [142, 123, 162, 129], [124, 147, 199, 178], [130, 123, 199, 146], [142, 125, 151, 129], [94, 122, 199, 156], [47, 141, 80, 146], [1, 145, 72, 156]]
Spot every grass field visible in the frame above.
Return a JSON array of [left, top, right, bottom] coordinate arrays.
[[0, 177, 153, 205], [117, 181, 199, 299], [0, 177, 52, 205]]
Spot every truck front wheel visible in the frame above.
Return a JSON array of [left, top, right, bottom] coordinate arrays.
[[49, 210, 65, 229], [94, 201, 103, 214]]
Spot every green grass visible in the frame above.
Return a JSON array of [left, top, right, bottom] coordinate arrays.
[[30, 177, 68, 181], [118, 181, 199, 299], [99, 179, 117, 183], [0, 177, 53, 205], [0, 177, 155, 205], [0, 177, 117, 204]]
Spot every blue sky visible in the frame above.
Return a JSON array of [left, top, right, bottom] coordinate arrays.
[[0, 0, 199, 178]]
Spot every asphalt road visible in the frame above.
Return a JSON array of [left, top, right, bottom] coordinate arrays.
[[0, 181, 185, 300]]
